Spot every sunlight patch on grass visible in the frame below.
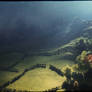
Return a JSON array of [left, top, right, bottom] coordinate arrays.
[[7, 68, 66, 91]]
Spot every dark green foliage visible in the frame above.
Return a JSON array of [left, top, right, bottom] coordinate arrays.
[[72, 72, 84, 82], [75, 39, 87, 54], [62, 80, 79, 91], [84, 68, 92, 80], [62, 80, 73, 90], [62, 66, 92, 91], [64, 68, 71, 81], [49, 65, 64, 76]]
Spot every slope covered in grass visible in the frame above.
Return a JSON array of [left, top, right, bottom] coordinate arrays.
[[7, 68, 66, 91]]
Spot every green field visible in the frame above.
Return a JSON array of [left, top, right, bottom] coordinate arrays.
[[7, 68, 66, 91], [0, 52, 74, 91]]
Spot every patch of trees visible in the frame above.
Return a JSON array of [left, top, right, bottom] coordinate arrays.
[[30, 64, 46, 69], [49, 65, 64, 76], [62, 68, 92, 91]]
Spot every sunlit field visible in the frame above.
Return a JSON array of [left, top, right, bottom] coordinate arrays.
[[0, 53, 74, 91], [7, 68, 66, 91]]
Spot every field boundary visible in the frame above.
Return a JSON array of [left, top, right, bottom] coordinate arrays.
[[0, 64, 64, 91]]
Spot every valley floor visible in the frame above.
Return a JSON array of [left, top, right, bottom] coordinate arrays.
[[0, 53, 74, 91]]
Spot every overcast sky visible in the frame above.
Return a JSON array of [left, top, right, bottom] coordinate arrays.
[[0, 1, 92, 31], [0, 1, 92, 50]]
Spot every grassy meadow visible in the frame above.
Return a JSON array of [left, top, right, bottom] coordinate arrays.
[[0, 52, 74, 91]]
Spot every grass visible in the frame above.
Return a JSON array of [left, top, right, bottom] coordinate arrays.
[[0, 71, 22, 86], [14, 56, 74, 71], [0, 52, 23, 86], [7, 68, 66, 91], [0, 52, 75, 91], [0, 52, 23, 68]]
